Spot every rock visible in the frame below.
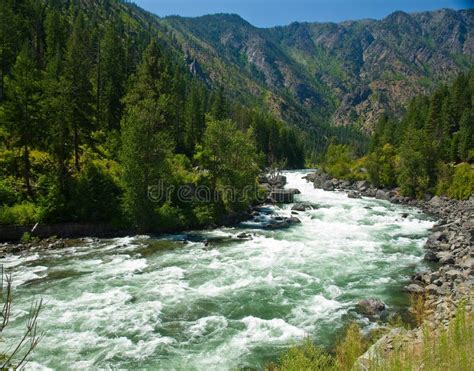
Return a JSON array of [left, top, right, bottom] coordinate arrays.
[[270, 189, 295, 203], [348, 190, 362, 199], [436, 251, 454, 264], [424, 251, 439, 262], [287, 188, 301, 195], [429, 196, 443, 207], [313, 173, 330, 189], [292, 203, 309, 212], [266, 216, 301, 230], [439, 252, 455, 265], [356, 180, 370, 190], [445, 270, 462, 280], [303, 173, 318, 182], [287, 217, 302, 225], [268, 175, 287, 188], [236, 232, 252, 239], [356, 298, 386, 316], [425, 284, 445, 295], [403, 283, 425, 294], [375, 189, 390, 201], [322, 180, 335, 191]]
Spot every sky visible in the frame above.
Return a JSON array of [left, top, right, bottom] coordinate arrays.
[[134, 0, 473, 27]]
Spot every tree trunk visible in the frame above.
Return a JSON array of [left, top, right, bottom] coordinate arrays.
[[74, 122, 80, 172], [23, 144, 33, 199]]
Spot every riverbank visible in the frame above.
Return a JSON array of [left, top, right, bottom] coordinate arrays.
[[305, 170, 473, 367]]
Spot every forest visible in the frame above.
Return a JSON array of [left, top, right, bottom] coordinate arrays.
[[322, 68, 474, 200], [0, 0, 306, 230]]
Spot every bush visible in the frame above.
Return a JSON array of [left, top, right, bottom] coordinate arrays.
[[335, 322, 367, 371], [70, 161, 122, 223], [0, 202, 39, 225], [0, 177, 19, 206], [447, 163, 474, 200], [273, 338, 334, 371], [322, 144, 355, 180], [155, 202, 187, 230]]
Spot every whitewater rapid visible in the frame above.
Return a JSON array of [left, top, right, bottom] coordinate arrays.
[[0, 170, 434, 370]]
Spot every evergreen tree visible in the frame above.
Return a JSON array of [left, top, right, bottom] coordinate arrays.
[[120, 41, 174, 229], [64, 12, 94, 172], [0, 47, 43, 197], [98, 22, 126, 130]]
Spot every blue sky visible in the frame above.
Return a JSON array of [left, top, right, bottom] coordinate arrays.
[[134, 0, 473, 27]]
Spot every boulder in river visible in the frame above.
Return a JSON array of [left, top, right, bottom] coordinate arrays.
[[266, 216, 301, 230], [356, 298, 386, 316], [375, 189, 390, 201], [292, 203, 310, 212], [236, 232, 252, 239], [270, 189, 301, 203], [348, 190, 362, 199]]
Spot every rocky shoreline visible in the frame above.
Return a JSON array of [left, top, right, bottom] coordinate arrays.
[[303, 170, 473, 366]]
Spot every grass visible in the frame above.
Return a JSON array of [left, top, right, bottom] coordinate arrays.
[[270, 301, 473, 371]]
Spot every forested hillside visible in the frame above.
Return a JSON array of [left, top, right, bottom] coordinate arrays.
[[322, 68, 474, 199], [162, 9, 474, 131], [0, 0, 305, 230]]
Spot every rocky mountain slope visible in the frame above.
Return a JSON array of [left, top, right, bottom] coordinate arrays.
[[160, 9, 474, 131]]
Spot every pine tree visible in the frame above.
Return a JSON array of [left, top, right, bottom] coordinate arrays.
[[183, 82, 205, 156], [1, 47, 43, 197], [98, 22, 126, 130], [64, 12, 94, 172], [120, 41, 174, 229]]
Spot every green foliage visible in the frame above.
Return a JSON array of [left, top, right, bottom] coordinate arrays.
[[0, 0, 307, 232], [275, 338, 334, 371], [335, 322, 367, 371], [196, 116, 260, 214], [0, 202, 39, 225], [270, 322, 367, 371], [355, 68, 474, 200], [447, 163, 474, 200], [20, 231, 32, 244], [322, 144, 355, 179]]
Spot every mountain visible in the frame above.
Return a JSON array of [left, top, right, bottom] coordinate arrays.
[[160, 9, 474, 131]]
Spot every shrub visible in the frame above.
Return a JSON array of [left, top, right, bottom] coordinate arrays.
[[0, 177, 18, 206], [447, 163, 474, 200], [322, 144, 355, 180], [0, 202, 39, 225], [155, 202, 186, 230], [335, 322, 367, 371], [273, 338, 334, 371]]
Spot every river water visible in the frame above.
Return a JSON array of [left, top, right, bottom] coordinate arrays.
[[0, 170, 434, 370]]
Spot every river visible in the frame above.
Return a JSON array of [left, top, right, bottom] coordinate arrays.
[[0, 170, 434, 370]]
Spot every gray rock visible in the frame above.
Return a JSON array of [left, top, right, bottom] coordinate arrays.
[[403, 283, 425, 294], [356, 298, 386, 316], [356, 180, 370, 190], [423, 250, 439, 262], [375, 189, 390, 201], [445, 270, 462, 280], [348, 190, 362, 199], [236, 232, 252, 239], [292, 203, 308, 212]]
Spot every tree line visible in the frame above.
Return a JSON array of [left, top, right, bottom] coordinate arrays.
[[0, 0, 306, 230]]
